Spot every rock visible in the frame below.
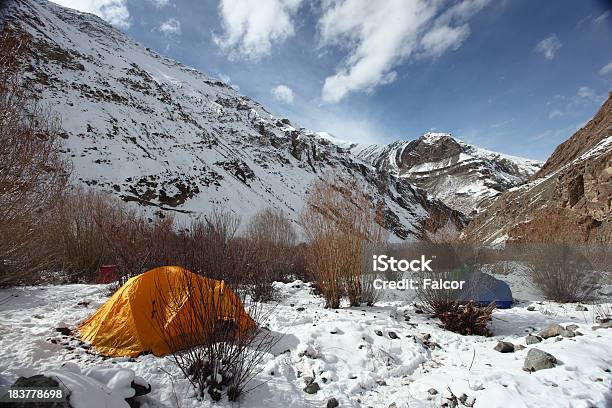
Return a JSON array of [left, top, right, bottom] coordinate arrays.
[[526, 335, 542, 345], [303, 376, 314, 386], [375, 330, 383, 336], [388, 331, 399, 339], [303, 382, 320, 394], [327, 397, 339, 408], [560, 329, 575, 338], [566, 324, 579, 331], [55, 327, 72, 336], [494, 341, 515, 353], [575, 305, 588, 312], [592, 321, 612, 330], [428, 388, 438, 395], [524, 349, 558, 371], [514, 344, 526, 351], [130, 380, 151, 397], [296, 307, 305, 312], [527, 306, 536, 311], [415, 309, 424, 314], [538, 324, 564, 339]]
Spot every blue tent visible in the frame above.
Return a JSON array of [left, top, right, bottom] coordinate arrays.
[[459, 272, 513, 309]]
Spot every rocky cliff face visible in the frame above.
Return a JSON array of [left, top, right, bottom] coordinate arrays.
[[464, 95, 612, 244], [351, 133, 541, 216], [1, 0, 469, 240]]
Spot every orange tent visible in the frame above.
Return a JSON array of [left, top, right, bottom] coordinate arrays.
[[78, 266, 256, 357]]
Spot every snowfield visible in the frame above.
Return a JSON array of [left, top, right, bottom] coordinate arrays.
[[1, 282, 611, 408]]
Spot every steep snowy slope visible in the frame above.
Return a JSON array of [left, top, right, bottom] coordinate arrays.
[[351, 133, 541, 216], [464, 95, 612, 244], [0, 0, 465, 240]]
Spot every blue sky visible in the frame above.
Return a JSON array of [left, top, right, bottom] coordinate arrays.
[[53, 0, 612, 160]]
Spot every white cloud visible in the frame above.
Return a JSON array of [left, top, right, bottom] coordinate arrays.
[[159, 18, 181, 36], [577, 86, 596, 100], [317, 0, 490, 103], [535, 34, 562, 60], [148, 0, 170, 7], [599, 61, 612, 76], [548, 109, 563, 119], [594, 10, 610, 24], [271, 84, 295, 104], [50, 0, 130, 28], [214, 0, 303, 61]]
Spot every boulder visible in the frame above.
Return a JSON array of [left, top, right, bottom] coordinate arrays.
[[494, 341, 515, 353], [525, 335, 542, 345], [303, 382, 320, 394], [538, 324, 564, 339], [524, 349, 558, 371], [575, 305, 588, 312], [527, 306, 536, 311], [327, 397, 339, 408]]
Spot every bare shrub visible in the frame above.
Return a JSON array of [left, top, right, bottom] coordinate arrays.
[[49, 188, 118, 282], [300, 174, 387, 308], [151, 269, 279, 402], [438, 301, 494, 336], [0, 30, 71, 287], [525, 244, 598, 303], [243, 208, 296, 301]]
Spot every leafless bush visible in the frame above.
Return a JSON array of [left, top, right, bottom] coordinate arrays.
[[242, 208, 296, 301], [438, 301, 494, 336], [48, 188, 118, 282], [151, 268, 279, 402], [0, 30, 71, 287], [525, 244, 598, 303], [300, 174, 387, 308]]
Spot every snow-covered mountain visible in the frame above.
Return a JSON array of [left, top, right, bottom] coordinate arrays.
[[350, 133, 541, 216], [1, 0, 468, 240]]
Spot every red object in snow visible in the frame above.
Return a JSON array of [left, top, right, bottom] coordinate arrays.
[[97, 265, 118, 284]]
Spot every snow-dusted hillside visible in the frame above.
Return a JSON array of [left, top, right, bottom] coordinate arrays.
[[351, 133, 541, 216], [0, 0, 467, 240]]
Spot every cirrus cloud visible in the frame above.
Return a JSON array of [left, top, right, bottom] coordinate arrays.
[[159, 18, 181, 36], [535, 34, 562, 60]]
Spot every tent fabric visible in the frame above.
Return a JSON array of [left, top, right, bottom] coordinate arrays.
[[459, 272, 513, 309], [78, 266, 256, 357]]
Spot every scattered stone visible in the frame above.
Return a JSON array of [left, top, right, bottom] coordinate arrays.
[[560, 329, 575, 338], [538, 324, 564, 339], [55, 327, 72, 336], [303, 376, 314, 386], [592, 321, 612, 330], [303, 382, 320, 394], [415, 309, 424, 314], [524, 349, 558, 371], [327, 397, 339, 408], [575, 305, 588, 312], [525, 335, 542, 345], [527, 306, 536, 311], [375, 330, 383, 337], [296, 307, 305, 312], [376, 379, 387, 386], [494, 341, 515, 353], [388, 331, 399, 339], [428, 388, 438, 395]]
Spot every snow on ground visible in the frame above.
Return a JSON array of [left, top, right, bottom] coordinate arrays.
[[0, 282, 611, 408]]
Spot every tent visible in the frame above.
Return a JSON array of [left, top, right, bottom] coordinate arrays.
[[79, 266, 256, 357], [459, 272, 513, 309]]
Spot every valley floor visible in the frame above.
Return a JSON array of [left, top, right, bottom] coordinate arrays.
[[0, 282, 611, 408]]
